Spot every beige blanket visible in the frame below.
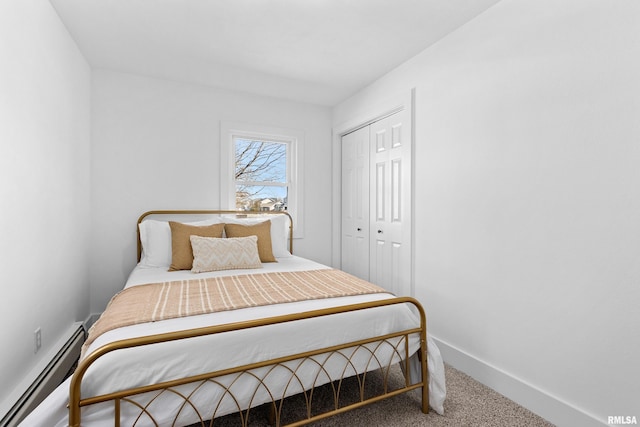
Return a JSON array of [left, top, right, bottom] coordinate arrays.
[[83, 269, 387, 356]]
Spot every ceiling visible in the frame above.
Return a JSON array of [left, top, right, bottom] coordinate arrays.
[[50, 0, 501, 106]]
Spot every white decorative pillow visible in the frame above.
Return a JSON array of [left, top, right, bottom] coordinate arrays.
[[223, 215, 291, 258], [267, 214, 292, 258], [138, 220, 172, 267], [190, 235, 263, 273], [139, 218, 224, 267]]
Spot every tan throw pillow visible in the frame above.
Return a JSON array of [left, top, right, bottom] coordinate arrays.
[[169, 222, 225, 271], [190, 235, 262, 273], [224, 220, 276, 262]]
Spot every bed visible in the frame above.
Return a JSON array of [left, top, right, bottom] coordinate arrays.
[[20, 210, 446, 426]]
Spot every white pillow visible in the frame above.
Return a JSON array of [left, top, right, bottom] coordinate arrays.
[[139, 218, 224, 267], [190, 235, 262, 273], [223, 214, 291, 258], [138, 220, 171, 267]]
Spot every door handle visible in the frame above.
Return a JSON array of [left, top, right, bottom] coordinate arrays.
[[377, 229, 383, 234], [357, 227, 362, 231]]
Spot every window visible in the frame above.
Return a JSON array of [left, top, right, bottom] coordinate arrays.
[[234, 137, 288, 212], [220, 122, 303, 237]]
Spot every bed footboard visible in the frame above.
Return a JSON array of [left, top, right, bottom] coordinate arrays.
[[69, 297, 428, 427]]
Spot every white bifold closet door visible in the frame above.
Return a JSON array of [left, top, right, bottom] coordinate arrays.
[[341, 109, 412, 296], [341, 125, 371, 281]]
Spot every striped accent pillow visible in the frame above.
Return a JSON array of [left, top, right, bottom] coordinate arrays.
[[190, 235, 262, 273]]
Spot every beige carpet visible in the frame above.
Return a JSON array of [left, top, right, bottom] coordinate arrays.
[[193, 363, 555, 427]]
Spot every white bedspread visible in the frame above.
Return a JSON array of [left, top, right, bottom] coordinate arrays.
[[20, 257, 446, 426]]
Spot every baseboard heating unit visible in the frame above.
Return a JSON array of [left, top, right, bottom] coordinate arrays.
[[1, 323, 85, 427]]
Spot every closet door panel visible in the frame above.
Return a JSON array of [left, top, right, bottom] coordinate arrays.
[[391, 158, 402, 222], [375, 162, 386, 221], [341, 126, 370, 280], [369, 110, 412, 296]]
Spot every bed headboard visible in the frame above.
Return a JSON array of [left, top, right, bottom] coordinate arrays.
[[136, 210, 293, 262]]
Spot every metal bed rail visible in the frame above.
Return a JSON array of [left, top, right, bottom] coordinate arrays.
[[69, 297, 428, 427]]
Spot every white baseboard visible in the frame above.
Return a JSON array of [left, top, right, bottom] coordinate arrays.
[[83, 313, 101, 331], [432, 336, 607, 427]]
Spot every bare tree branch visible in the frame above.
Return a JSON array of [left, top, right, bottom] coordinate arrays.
[[234, 139, 288, 211]]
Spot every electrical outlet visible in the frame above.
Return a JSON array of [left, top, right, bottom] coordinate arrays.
[[34, 327, 41, 353]]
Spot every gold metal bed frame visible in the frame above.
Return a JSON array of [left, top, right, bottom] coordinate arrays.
[[69, 210, 429, 426]]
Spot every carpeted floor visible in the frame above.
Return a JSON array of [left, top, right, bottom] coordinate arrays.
[[194, 363, 555, 427]]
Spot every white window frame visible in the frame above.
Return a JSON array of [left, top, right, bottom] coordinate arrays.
[[220, 121, 304, 238]]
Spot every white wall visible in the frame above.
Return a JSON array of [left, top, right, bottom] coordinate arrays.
[[90, 70, 333, 313], [333, 1, 640, 425], [0, 0, 91, 415]]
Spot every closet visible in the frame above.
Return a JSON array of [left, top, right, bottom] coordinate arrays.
[[341, 109, 412, 297]]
